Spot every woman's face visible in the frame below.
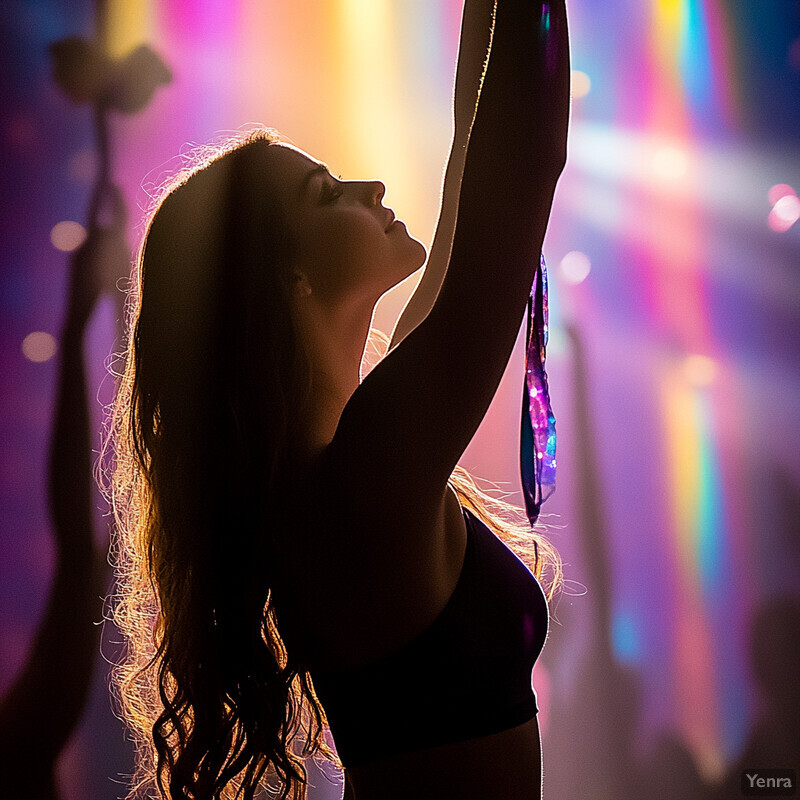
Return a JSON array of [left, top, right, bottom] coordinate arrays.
[[266, 143, 427, 303]]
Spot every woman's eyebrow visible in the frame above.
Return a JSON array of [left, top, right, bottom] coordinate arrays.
[[298, 163, 331, 199]]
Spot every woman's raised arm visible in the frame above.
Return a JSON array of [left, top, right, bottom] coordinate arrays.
[[389, 0, 495, 348], [325, 0, 570, 525]]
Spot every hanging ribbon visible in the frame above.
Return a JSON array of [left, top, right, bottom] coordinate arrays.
[[520, 254, 556, 527]]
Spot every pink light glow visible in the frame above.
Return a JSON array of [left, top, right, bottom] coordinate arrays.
[[768, 196, 800, 232], [767, 183, 797, 206], [768, 211, 792, 233], [773, 194, 800, 223]]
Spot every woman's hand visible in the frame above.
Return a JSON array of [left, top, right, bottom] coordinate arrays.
[[467, 0, 570, 187]]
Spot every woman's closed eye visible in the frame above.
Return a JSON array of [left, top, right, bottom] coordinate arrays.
[[320, 178, 344, 205]]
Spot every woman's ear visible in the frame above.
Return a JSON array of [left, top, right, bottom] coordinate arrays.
[[291, 271, 312, 298]]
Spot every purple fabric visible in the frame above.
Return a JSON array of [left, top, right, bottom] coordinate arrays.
[[520, 254, 556, 527]]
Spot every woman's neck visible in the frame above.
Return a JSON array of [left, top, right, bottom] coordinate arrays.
[[292, 294, 375, 454]]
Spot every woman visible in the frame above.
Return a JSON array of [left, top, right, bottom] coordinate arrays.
[[109, 0, 570, 798]]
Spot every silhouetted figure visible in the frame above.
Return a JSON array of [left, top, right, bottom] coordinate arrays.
[[0, 191, 129, 798], [0, 5, 168, 796], [107, 2, 571, 799], [710, 597, 800, 799]]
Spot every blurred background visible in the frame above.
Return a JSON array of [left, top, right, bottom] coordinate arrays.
[[1, 1, 798, 798]]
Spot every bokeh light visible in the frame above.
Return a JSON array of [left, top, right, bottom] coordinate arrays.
[[683, 354, 718, 387], [571, 69, 591, 99], [22, 331, 58, 363], [558, 250, 592, 284], [772, 194, 800, 225], [767, 183, 796, 206], [50, 220, 87, 252], [768, 207, 798, 233]]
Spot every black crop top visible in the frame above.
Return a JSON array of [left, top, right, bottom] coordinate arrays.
[[304, 507, 549, 768]]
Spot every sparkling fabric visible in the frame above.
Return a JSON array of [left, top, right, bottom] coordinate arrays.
[[520, 254, 556, 526]]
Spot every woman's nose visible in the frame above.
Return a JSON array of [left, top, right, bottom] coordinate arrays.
[[362, 180, 385, 206]]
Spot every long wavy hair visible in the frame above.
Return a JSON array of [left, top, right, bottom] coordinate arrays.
[[106, 129, 561, 800]]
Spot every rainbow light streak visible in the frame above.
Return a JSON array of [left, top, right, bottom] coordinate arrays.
[[647, 1, 708, 349], [663, 375, 724, 780], [678, 0, 738, 128], [693, 390, 725, 599], [647, 0, 739, 777], [698, 0, 741, 126], [694, 383, 752, 760], [679, 0, 714, 115], [652, 0, 685, 134]]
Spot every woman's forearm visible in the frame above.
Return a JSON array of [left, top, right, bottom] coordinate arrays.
[[464, 0, 569, 204], [452, 0, 497, 141], [425, 0, 570, 356]]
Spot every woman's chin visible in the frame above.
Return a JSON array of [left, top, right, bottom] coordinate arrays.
[[410, 238, 428, 270]]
